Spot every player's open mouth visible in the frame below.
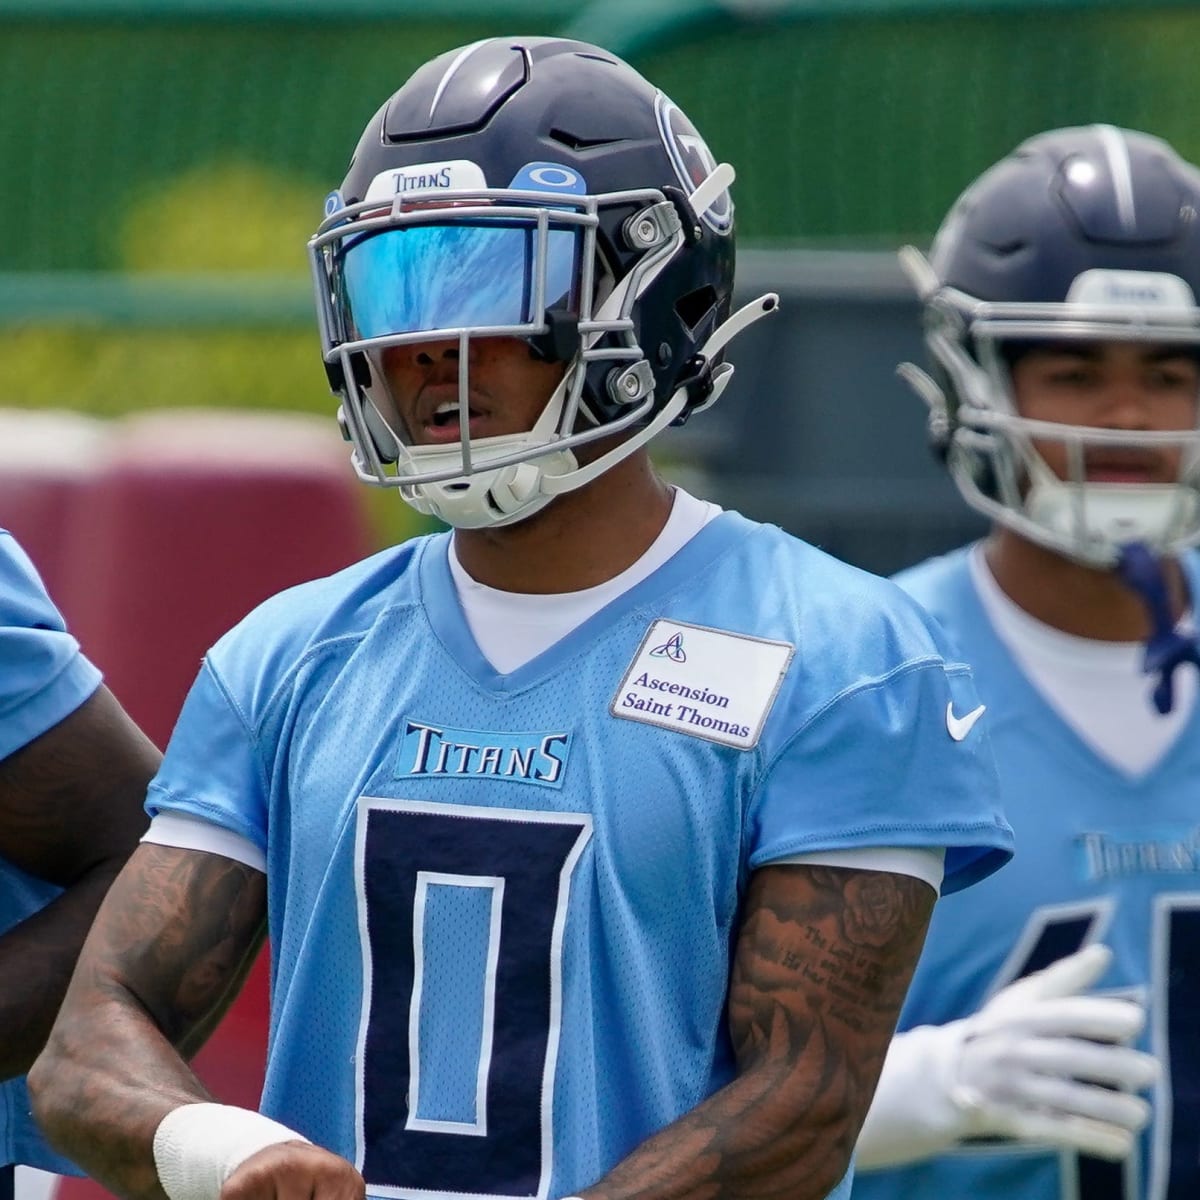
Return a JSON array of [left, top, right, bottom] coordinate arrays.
[[422, 400, 490, 444], [1083, 451, 1167, 484]]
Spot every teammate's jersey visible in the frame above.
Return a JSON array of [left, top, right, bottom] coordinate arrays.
[[853, 543, 1200, 1200], [148, 513, 1012, 1200], [0, 529, 100, 1173]]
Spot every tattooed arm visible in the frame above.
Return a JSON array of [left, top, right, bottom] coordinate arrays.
[[27, 843, 270, 1200], [581, 864, 935, 1200], [0, 684, 158, 1080]]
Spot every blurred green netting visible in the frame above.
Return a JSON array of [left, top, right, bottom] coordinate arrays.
[[4, 1, 1200, 446], [639, 8, 1200, 247], [1, 16, 534, 273]]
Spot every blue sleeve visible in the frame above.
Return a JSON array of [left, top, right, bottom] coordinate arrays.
[[748, 658, 1013, 895], [0, 531, 102, 761], [146, 658, 269, 852]]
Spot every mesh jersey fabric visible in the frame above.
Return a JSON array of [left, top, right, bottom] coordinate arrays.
[[852, 545, 1200, 1200], [0, 529, 100, 1173], [147, 511, 1012, 1200]]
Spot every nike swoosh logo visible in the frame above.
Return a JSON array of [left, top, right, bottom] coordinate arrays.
[[946, 701, 986, 741]]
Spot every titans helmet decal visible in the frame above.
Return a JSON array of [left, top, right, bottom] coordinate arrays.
[[655, 93, 732, 235]]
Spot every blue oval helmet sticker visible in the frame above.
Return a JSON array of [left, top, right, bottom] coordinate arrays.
[[508, 162, 588, 195]]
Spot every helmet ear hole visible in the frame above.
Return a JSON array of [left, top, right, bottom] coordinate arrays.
[[675, 285, 719, 335]]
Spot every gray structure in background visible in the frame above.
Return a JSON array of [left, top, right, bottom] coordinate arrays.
[[665, 248, 988, 578]]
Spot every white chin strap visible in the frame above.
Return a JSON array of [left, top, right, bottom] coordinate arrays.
[[401, 291, 779, 529]]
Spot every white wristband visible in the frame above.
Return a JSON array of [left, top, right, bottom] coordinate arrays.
[[153, 1102, 311, 1200]]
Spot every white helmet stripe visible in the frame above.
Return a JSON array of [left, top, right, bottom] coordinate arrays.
[[428, 40, 493, 122], [1096, 124, 1137, 233]]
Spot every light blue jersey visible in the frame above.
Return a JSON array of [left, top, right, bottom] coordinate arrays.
[[0, 529, 100, 1172], [148, 513, 1012, 1200], [854, 544, 1200, 1200]]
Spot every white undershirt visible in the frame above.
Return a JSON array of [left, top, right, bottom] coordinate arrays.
[[969, 544, 1197, 775], [448, 487, 722, 674], [144, 489, 943, 891]]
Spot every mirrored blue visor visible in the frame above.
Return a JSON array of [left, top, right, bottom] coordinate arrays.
[[337, 220, 581, 340]]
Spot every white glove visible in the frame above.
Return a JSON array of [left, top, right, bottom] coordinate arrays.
[[856, 943, 1161, 1170]]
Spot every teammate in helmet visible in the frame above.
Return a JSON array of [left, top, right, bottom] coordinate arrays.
[[852, 125, 1200, 1200], [31, 38, 1009, 1200]]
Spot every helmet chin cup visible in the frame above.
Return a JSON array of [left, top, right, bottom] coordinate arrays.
[[402, 445, 578, 529], [488, 461, 544, 513], [1024, 478, 1200, 561]]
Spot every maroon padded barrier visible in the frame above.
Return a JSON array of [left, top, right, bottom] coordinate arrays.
[[0, 412, 111, 611], [40, 410, 374, 1200], [58, 409, 373, 748]]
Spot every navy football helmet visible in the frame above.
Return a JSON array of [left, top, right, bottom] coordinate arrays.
[[901, 124, 1200, 566], [310, 36, 776, 528]]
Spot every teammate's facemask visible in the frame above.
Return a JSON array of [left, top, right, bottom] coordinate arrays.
[[899, 124, 1200, 569], [309, 37, 776, 530]]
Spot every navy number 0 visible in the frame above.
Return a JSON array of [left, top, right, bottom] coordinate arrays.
[[354, 799, 592, 1200]]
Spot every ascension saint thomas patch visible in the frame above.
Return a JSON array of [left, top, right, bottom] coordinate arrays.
[[611, 619, 794, 749]]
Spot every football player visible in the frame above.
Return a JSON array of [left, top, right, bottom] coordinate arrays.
[[853, 126, 1200, 1200], [30, 38, 1011, 1200], [0, 529, 158, 1199]]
